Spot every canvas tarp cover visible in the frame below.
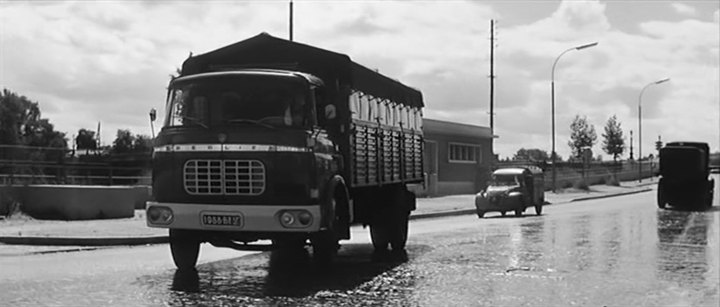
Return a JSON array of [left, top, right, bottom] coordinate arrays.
[[181, 33, 423, 108]]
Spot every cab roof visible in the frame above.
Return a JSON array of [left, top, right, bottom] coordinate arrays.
[[492, 166, 543, 176], [180, 32, 423, 108]]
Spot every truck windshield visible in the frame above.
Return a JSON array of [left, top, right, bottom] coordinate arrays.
[[164, 74, 313, 129], [492, 175, 520, 187]]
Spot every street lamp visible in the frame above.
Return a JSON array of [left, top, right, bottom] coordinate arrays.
[[638, 78, 670, 182], [149, 108, 157, 139], [550, 41, 598, 192]]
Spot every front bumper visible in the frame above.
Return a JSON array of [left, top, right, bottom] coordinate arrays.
[[475, 194, 522, 211], [146, 201, 322, 232]]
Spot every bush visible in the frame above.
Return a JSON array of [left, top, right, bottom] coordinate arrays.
[[0, 190, 21, 217], [573, 179, 590, 191]]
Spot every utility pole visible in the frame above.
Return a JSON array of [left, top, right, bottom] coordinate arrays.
[[289, 0, 294, 41], [629, 130, 634, 160], [489, 19, 495, 138]]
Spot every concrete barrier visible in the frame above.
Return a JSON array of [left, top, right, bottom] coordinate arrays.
[[13, 185, 136, 220], [132, 186, 152, 210]]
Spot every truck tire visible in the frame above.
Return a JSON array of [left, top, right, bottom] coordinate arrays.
[[311, 186, 346, 266], [370, 223, 390, 261], [703, 179, 714, 209], [657, 178, 667, 209], [657, 187, 666, 209], [170, 229, 201, 271], [370, 185, 411, 262], [389, 209, 409, 253]]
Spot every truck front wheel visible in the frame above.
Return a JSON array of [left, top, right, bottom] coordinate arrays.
[[169, 229, 201, 271], [311, 187, 346, 266]]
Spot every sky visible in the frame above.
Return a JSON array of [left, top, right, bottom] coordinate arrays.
[[1, 0, 718, 160]]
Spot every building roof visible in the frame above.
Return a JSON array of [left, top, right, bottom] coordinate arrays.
[[423, 118, 493, 139]]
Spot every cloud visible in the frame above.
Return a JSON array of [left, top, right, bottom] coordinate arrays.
[[671, 3, 697, 16], [1, 0, 717, 158]]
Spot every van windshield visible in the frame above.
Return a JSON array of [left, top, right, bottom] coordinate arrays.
[[492, 175, 520, 187], [164, 74, 314, 129]]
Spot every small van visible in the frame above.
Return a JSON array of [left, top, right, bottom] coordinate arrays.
[[475, 167, 544, 218]]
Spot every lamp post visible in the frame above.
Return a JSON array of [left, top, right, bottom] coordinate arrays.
[[550, 41, 598, 192], [149, 108, 157, 139], [638, 78, 670, 182]]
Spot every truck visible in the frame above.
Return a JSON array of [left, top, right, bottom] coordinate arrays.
[[657, 141, 714, 210], [146, 33, 424, 270]]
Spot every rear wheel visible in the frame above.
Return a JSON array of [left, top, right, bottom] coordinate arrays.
[[657, 188, 666, 209], [370, 185, 411, 262], [169, 229, 201, 271], [705, 179, 714, 209]]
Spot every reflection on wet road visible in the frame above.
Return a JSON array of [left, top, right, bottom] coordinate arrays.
[[151, 187, 718, 306]]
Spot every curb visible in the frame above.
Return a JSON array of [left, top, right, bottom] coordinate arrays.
[[0, 235, 168, 246], [569, 188, 653, 202]]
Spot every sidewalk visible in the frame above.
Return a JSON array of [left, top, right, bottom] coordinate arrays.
[[0, 178, 656, 250]]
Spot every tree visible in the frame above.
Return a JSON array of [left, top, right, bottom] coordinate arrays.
[[111, 130, 152, 154], [75, 128, 98, 154], [513, 148, 550, 161], [0, 88, 67, 160], [601, 115, 625, 162], [132, 134, 153, 153], [567, 115, 597, 160], [112, 129, 135, 154]]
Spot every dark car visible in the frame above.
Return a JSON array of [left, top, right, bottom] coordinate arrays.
[[657, 141, 714, 209], [475, 167, 544, 218]]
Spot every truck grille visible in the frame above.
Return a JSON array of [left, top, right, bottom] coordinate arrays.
[[184, 159, 265, 195]]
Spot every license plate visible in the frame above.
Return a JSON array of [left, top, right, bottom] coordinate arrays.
[[201, 213, 243, 227]]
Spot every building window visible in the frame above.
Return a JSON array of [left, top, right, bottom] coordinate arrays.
[[448, 143, 482, 164]]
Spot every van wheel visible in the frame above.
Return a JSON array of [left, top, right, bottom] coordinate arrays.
[[170, 229, 201, 271]]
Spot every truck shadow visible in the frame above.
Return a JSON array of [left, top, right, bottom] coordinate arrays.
[[169, 243, 430, 299]]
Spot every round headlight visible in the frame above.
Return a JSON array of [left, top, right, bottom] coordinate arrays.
[[280, 212, 295, 226]]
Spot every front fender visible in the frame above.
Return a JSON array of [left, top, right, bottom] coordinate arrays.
[[320, 175, 350, 228]]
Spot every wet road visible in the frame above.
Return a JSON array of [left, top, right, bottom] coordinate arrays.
[[1, 179, 718, 306]]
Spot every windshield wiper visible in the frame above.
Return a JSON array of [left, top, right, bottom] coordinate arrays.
[[226, 119, 276, 130], [181, 116, 209, 129]]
